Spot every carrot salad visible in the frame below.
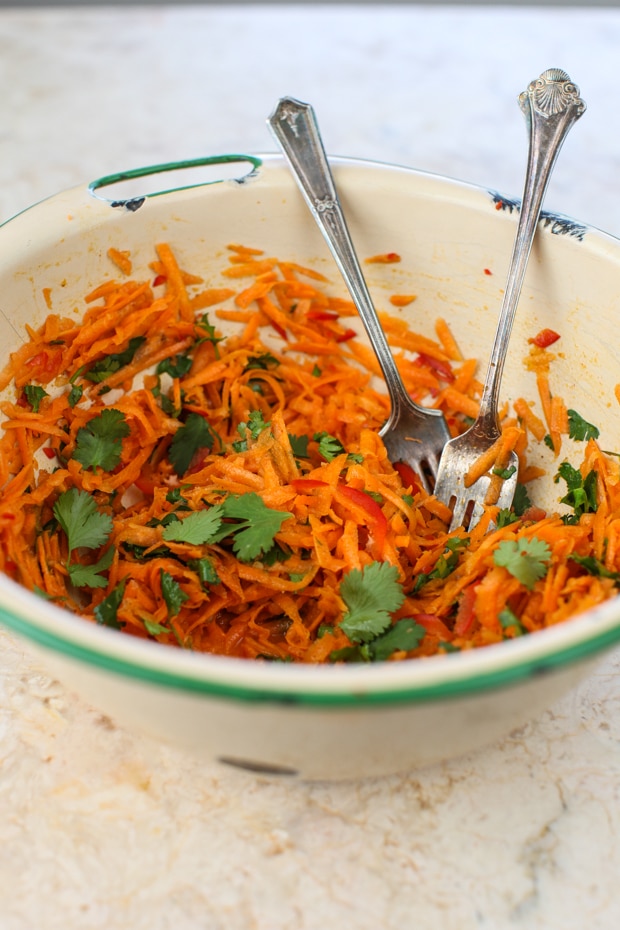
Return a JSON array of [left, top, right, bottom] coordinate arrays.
[[0, 242, 618, 664]]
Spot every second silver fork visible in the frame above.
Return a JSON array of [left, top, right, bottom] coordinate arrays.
[[433, 68, 586, 531]]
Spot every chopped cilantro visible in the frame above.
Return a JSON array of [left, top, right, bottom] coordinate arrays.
[[368, 617, 426, 661], [314, 431, 346, 462], [84, 336, 145, 383], [236, 409, 269, 443], [169, 413, 218, 476], [568, 553, 620, 584], [288, 433, 310, 458], [156, 354, 193, 379], [162, 506, 224, 545], [512, 483, 532, 517], [188, 557, 221, 587], [160, 569, 189, 617], [73, 408, 130, 472], [244, 352, 279, 372], [220, 493, 291, 562], [499, 606, 527, 637], [311, 364, 321, 377], [338, 561, 405, 643], [67, 384, 83, 407], [544, 434, 555, 451], [196, 314, 224, 355], [554, 461, 598, 524], [567, 409, 600, 442], [414, 537, 469, 592], [493, 536, 550, 589], [492, 464, 517, 480], [143, 618, 170, 637], [23, 384, 48, 412], [94, 579, 126, 629], [67, 546, 114, 589], [53, 488, 113, 556]]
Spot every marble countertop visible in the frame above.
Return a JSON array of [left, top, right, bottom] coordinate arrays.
[[1, 5, 620, 929]]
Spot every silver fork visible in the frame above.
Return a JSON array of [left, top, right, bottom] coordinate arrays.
[[268, 97, 452, 493], [433, 68, 586, 531]]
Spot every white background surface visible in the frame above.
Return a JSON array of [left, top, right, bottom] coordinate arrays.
[[1, 5, 620, 929]]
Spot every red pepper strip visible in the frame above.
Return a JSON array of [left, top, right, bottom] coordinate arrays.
[[291, 478, 329, 492], [270, 319, 289, 342], [408, 613, 452, 639], [338, 485, 388, 554], [307, 310, 339, 321], [42, 447, 56, 460], [152, 274, 167, 287], [393, 461, 421, 494], [453, 584, 478, 636], [529, 328, 560, 348], [335, 328, 357, 343], [415, 352, 455, 382]]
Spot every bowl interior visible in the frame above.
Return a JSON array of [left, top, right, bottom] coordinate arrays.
[[1, 153, 620, 698]]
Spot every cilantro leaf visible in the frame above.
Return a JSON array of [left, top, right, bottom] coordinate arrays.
[[499, 606, 527, 637], [567, 409, 600, 442], [314, 431, 346, 462], [143, 618, 170, 637], [339, 561, 405, 643], [169, 413, 218, 476], [188, 557, 221, 587], [238, 409, 269, 441], [94, 579, 126, 629], [156, 354, 193, 379], [53, 488, 113, 555], [160, 569, 189, 617], [414, 537, 469, 592], [493, 536, 551, 589], [288, 433, 310, 458], [67, 546, 114, 588], [492, 464, 517, 480], [512, 483, 532, 517], [554, 461, 598, 523], [23, 384, 48, 412], [196, 314, 224, 355], [162, 506, 224, 545], [568, 553, 620, 584], [369, 617, 426, 661], [220, 493, 291, 562], [73, 408, 130, 472], [84, 336, 145, 383], [68, 384, 83, 407], [244, 352, 279, 372]]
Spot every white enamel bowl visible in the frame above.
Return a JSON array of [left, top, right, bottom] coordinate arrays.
[[1, 154, 620, 780]]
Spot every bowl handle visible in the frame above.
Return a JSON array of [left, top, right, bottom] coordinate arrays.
[[88, 154, 262, 211]]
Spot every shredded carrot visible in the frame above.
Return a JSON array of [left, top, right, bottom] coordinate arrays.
[[0, 242, 617, 664], [389, 294, 417, 308]]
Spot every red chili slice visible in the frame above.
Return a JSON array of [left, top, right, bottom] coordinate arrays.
[[529, 328, 560, 348], [335, 328, 356, 343], [291, 478, 329, 492], [453, 584, 478, 636], [338, 485, 388, 553], [415, 352, 455, 382], [393, 461, 421, 494]]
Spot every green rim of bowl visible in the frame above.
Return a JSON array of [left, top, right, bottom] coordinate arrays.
[[2, 600, 619, 707]]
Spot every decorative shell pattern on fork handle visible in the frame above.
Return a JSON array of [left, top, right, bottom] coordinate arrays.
[[432, 69, 586, 531]]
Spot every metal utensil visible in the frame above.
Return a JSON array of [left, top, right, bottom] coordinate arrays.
[[268, 96, 452, 493], [433, 68, 585, 530]]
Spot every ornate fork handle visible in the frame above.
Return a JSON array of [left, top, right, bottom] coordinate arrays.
[[474, 68, 586, 441], [268, 96, 433, 424]]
